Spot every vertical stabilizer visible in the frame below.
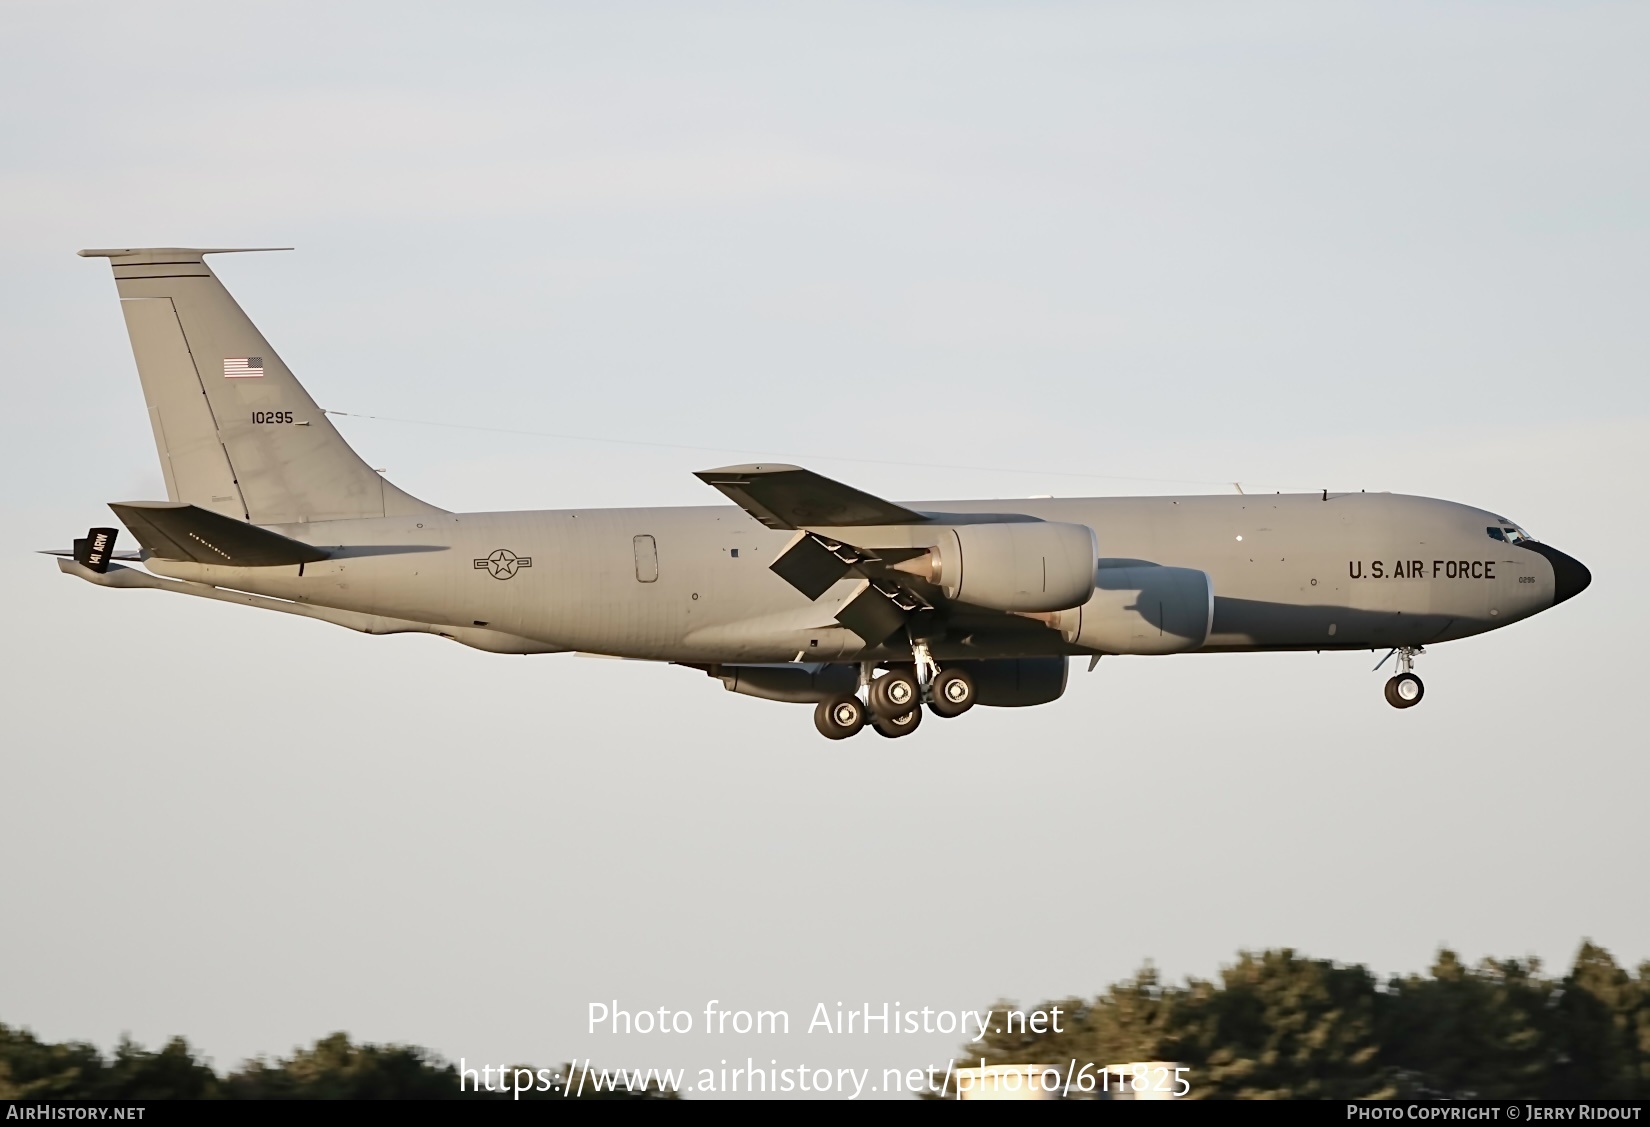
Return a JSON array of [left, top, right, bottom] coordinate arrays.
[[80, 247, 442, 525]]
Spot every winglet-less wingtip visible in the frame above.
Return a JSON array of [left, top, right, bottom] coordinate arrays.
[[78, 247, 293, 259]]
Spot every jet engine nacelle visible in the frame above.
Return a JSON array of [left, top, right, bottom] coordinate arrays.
[[948, 657, 1069, 707], [926, 521, 1099, 613], [1055, 565, 1213, 655]]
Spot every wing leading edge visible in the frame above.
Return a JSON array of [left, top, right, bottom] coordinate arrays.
[[693, 464, 928, 530]]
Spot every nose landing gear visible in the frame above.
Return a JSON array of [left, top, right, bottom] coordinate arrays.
[[1377, 646, 1425, 709], [1385, 673, 1424, 708]]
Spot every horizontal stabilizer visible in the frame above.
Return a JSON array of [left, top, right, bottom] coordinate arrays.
[[695, 464, 927, 530], [109, 501, 330, 566], [39, 549, 144, 561]]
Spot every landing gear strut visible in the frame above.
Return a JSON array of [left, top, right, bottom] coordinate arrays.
[[1379, 646, 1425, 709], [898, 638, 977, 719], [838, 637, 977, 740]]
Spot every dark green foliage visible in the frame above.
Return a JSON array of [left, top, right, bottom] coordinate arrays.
[[221, 1033, 480, 1100], [0, 1030, 217, 1100], [9, 941, 1644, 1100], [952, 940, 1650, 1099], [0, 1028, 673, 1100]]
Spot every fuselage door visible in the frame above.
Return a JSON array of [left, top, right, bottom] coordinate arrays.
[[634, 534, 659, 583]]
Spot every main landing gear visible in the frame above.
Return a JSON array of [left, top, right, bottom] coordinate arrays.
[[870, 706, 922, 739], [813, 694, 868, 740], [811, 640, 978, 740], [1378, 646, 1425, 710]]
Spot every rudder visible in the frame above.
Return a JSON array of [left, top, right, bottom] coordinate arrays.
[[80, 247, 442, 525]]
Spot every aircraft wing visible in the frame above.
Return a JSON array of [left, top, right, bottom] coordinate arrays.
[[108, 501, 331, 566], [695, 464, 944, 645], [693, 464, 928, 530]]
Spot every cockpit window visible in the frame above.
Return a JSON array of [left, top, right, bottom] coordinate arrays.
[[1501, 525, 1535, 544], [1486, 527, 1505, 541]]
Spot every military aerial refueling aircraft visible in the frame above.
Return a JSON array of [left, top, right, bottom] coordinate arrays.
[[53, 248, 1591, 739]]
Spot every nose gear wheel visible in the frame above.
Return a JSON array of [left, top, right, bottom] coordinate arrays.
[[1376, 647, 1425, 709]]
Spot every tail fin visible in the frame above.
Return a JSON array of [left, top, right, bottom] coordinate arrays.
[[80, 247, 442, 525]]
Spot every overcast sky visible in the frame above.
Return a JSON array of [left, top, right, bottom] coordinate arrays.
[[2, 1, 1646, 1099]]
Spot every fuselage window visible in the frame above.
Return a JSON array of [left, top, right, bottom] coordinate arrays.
[[1486, 527, 1505, 541], [633, 534, 658, 582]]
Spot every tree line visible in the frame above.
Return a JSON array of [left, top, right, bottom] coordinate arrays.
[[0, 1029, 673, 1100], [944, 941, 1649, 1099], [7, 941, 1644, 1099]]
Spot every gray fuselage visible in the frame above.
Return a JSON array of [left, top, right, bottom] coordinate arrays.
[[141, 490, 1580, 664]]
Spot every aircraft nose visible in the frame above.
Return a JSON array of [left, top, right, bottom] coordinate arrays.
[[1549, 547, 1592, 605], [1524, 542, 1591, 605]]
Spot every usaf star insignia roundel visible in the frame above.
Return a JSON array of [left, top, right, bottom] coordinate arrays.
[[474, 549, 532, 580]]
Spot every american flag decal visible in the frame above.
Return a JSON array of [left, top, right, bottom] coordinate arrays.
[[223, 357, 265, 378]]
